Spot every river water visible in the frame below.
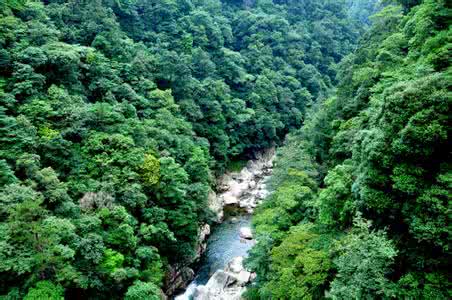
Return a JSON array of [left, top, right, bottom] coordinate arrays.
[[175, 215, 254, 299]]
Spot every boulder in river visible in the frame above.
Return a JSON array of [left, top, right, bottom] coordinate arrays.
[[239, 167, 253, 181], [248, 180, 256, 189], [193, 270, 237, 299], [226, 257, 252, 286], [228, 180, 248, 198], [230, 217, 239, 224], [236, 270, 251, 285], [239, 227, 253, 239], [192, 286, 209, 300], [207, 270, 237, 291], [223, 193, 239, 205], [193, 256, 253, 300], [227, 256, 244, 273]]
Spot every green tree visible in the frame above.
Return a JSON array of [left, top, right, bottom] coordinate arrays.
[[263, 224, 332, 300], [318, 162, 355, 228], [124, 281, 160, 300], [327, 216, 397, 299], [24, 281, 64, 300], [141, 153, 160, 185]]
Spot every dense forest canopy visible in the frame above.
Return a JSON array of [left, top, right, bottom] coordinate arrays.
[[0, 0, 450, 299], [246, 0, 451, 299], [0, 0, 371, 298]]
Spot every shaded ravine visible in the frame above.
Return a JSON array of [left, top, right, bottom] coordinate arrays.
[[175, 149, 275, 300]]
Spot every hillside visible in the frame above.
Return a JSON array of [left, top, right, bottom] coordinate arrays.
[[0, 0, 366, 298], [246, 0, 451, 298]]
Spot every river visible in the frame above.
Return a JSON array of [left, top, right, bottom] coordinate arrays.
[[175, 215, 254, 299], [175, 149, 274, 300]]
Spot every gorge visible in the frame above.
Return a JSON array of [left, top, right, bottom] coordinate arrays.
[[0, 0, 450, 299]]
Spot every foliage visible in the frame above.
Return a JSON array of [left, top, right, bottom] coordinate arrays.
[[124, 281, 160, 300], [263, 224, 332, 300], [247, 0, 451, 298], [0, 0, 364, 298], [141, 154, 160, 186], [327, 216, 397, 299], [23, 281, 64, 300]]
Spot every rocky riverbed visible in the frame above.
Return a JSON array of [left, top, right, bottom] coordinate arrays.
[[173, 148, 275, 300], [192, 256, 256, 300], [210, 147, 275, 221]]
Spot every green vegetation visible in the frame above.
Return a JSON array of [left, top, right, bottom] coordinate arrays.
[[0, 0, 368, 298], [226, 159, 248, 173], [1, 0, 449, 298], [246, 0, 451, 298]]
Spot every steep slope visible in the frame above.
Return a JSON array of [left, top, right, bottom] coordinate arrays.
[[246, 0, 451, 298]]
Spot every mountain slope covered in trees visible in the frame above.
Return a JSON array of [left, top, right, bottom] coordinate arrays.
[[246, 0, 451, 298], [0, 0, 368, 299]]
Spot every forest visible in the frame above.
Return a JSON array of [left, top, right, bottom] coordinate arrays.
[[246, 0, 451, 299], [0, 0, 450, 299]]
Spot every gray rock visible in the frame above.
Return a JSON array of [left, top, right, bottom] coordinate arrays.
[[239, 227, 253, 239], [165, 266, 195, 295], [199, 224, 211, 242], [239, 168, 253, 181], [160, 289, 168, 300], [195, 242, 207, 260], [205, 270, 236, 293], [208, 190, 224, 222], [193, 286, 209, 300], [237, 270, 251, 285], [192, 255, 258, 300], [238, 198, 252, 208], [248, 180, 256, 189], [227, 180, 248, 198], [223, 193, 239, 205], [227, 256, 244, 274]]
